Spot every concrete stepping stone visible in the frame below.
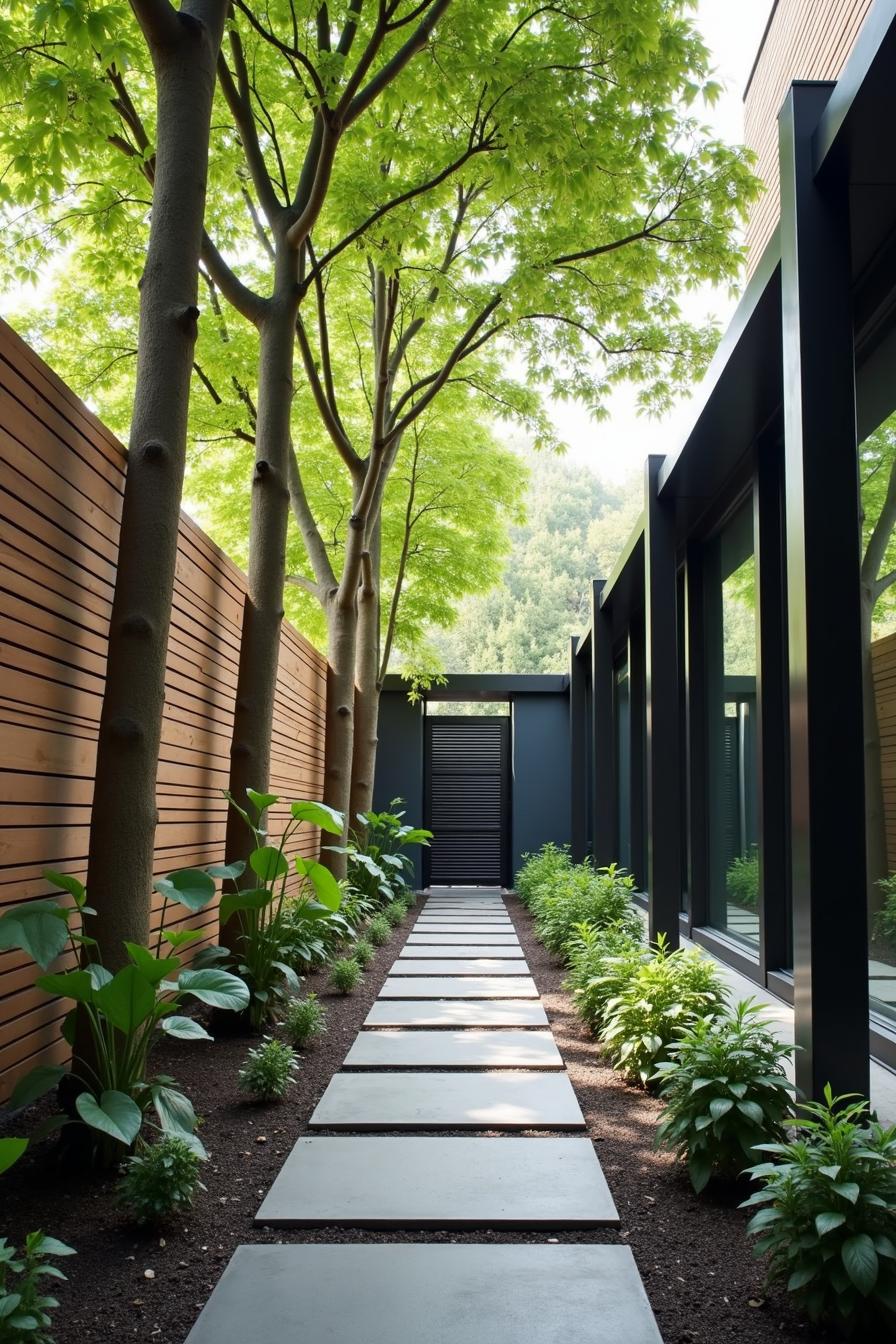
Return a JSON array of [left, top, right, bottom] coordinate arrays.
[[185, 1244, 660, 1343], [401, 943, 523, 958], [408, 932, 521, 945], [389, 958, 529, 976], [309, 1070, 586, 1130], [344, 1029, 562, 1069], [414, 923, 514, 933], [379, 975, 538, 999], [255, 1136, 616, 1227], [364, 999, 549, 1027]]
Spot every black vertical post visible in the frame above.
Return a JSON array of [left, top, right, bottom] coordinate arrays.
[[684, 543, 708, 932], [569, 635, 588, 862], [591, 579, 616, 866], [755, 446, 791, 978], [645, 455, 682, 948], [779, 82, 869, 1101], [629, 615, 647, 893]]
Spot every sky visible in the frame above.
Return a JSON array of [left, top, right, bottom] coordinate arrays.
[[551, 0, 774, 484]]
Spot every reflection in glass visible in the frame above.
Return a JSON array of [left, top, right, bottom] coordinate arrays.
[[705, 501, 760, 947], [615, 656, 631, 872]]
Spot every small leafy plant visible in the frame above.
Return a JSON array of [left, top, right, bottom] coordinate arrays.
[[117, 1135, 205, 1225], [0, 867, 249, 1158], [531, 862, 641, 959], [329, 957, 362, 994], [383, 900, 406, 928], [563, 921, 644, 1034], [238, 1037, 298, 1101], [399, 888, 417, 911], [0, 1231, 76, 1343], [874, 874, 896, 944], [601, 935, 727, 1086], [743, 1087, 896, 1331], [367, 916, 391, 947], [283, 993, 327, 1047], [653, 999, 795, 1191], [217, 791, 346, 1026], [725, 845, 759, 909], [327, 803, 431, 908], [353, 938, 375, 969], [515, 843, 572, 907]]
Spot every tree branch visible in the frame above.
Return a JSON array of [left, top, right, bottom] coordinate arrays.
[[127, 0, 181, 49], [344, 0, 452, 127], [287, 446, 338, 592], [217, 31, 283, 223], [200, 231, 267, 323]]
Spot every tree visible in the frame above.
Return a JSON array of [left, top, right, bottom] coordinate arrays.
[[1, 0, 228, 959]]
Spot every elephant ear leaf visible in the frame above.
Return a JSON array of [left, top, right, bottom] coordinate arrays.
[[294, 858, 342, 910], [0, 901, 70, 970], [94, 966, 156, 1033], [75, 1090, 142, 1146], [290, 800, 344, 834]]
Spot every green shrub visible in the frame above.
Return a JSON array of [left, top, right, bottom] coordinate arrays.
[[399, 888, 418, 910], [874, 874, 896, 944], [384, 900, 407, 928], [742, 1087, 896, 1330], [283, 993, 327, 1048], [563, 921, 645, 1034], [0, 1231, 75, 1342], [531, 862, 641, 959], [329, 957, 362, 994], [653, 999, 795, 1191], [515, 843, 572, 907], [601, 935, 727, 1086], [117, 1135, 205, 1225], [238, 1037, 298, 1101], [353, 937, 375, 969], [368, 915, 391, 946], [726, 845, 759, 909]]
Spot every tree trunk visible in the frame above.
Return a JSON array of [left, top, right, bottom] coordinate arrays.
[[85, 0, 226, 967], [322, 590, 358, 878], [862, 587, 890, 926], [223, 243, 299, 879], [351, 521, 381, 822]]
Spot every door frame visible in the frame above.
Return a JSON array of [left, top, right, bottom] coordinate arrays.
[[423, 713, 512, 888]]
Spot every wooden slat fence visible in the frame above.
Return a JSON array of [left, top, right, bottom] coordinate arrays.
[[0, 319, 327, 1100]]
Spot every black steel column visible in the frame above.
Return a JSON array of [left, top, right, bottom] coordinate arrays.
[[645, 455, 682, 948], [591, 579, 616, 866], [684, 543, 708, 932], [569, 635, 588, 862], [779, 82, 869, 1101], [755, 444, 791, 979], [629, 615, 647, 893]]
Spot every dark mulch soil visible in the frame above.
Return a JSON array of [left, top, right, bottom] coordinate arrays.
[[2, 897, 830, 1344]]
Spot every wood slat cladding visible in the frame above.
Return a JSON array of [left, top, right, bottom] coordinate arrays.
[[0, 319, 327, 1101], [744, 0, 873, 272]]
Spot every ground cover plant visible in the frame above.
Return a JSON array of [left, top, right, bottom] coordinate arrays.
[[353, 938, 375, 970], [215, 792, 345, 1025], [367, 916, 392, 947], [329, 957, 363, 995], [384, 900, 407, 929], [283, 994, 328, 1048], [743, 1087, 896, 1332], [530, 861, 642, 959], [0, 867, 248, 1159], [515, 844, 573, 907], [653, 999, 795, 1191], [563, 921, 645, 1034], [601, 934, 728, 1086], [0, 1140, 74, 1342], [117, 1135, 205, 1226], [237, 1038, 299, 1102]]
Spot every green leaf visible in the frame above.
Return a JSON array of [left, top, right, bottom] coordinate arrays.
[[150, 1082, 198, 1139], [816, 1211, 846, 1237], [124, 943, 181, 985], [246, 789, 278, 813], [842, 1234, 879, 1296], [249, 846, 288, 881], [162, 928, 204, 950], [85, 963, 112, 990], [33, 1236, 75, 1257], [8, 1065, 66, 1111], [94, 966, 156, 1033], [687, 1150, 712, 1193], [177, 968, 250, 1012], [0, 1138, 28, 1175], [832, 1182, 860, 1204], [0, 1294, 22, 1319], [0, 901, 71, 970], [153, 868, 217, 913], [75, 1090, 142, 1146], [290, 800, 344, 834], [709, 1097, 733, 1119], [159, 1015, 212, 1041], [42, 870, 86, 907], [219, 888, 273, 925], [295, 857, 342, 910], [34, 969, 94, 1004], [787, 1265, 817, 1292], [735, 1099, 765, 1126], [205, 861, 246, 881]]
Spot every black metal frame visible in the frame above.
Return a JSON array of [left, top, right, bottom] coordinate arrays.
[[422, 713, 512, 889]]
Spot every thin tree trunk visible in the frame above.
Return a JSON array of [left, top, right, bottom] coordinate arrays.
[[86, 0, 226, 966], [862, 587, 890, 925], [223, 243, 299, 877], [350, 524, 381, 821], [323, 589, 359, 878]]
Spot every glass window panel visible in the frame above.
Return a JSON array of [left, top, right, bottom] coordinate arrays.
[[614, 656, 631, 873]]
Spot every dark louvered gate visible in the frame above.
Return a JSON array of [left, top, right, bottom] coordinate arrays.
[[424, 716, 511, 886]]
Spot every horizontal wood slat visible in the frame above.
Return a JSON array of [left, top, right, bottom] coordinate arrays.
[[874, 630, 896, 875], [0, 318, 327, 1101], [744, 0, 872, 272]]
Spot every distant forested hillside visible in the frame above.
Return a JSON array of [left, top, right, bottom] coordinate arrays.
[[430, 444, 641, 675]]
